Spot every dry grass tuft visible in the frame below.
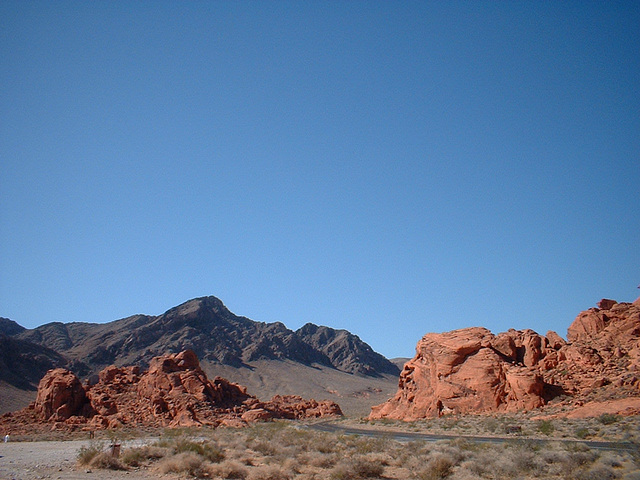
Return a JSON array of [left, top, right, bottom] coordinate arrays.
[[155, 451, 206, 476], [120, 445, 168, 467], [206, 459, 249, 479], [246, 464, 292, 480], [88, 452, 127, 470], [330, 455, 385, 479], [77, 441, 104, 466]]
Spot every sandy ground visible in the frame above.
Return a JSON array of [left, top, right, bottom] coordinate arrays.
[[0, 438, 165, 480]]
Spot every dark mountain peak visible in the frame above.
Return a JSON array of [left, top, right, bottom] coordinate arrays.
[[6, 295, 397, 379], [0, 317, 25, 336], [297, 323, 399, 377], [162, 296, 229, 318]]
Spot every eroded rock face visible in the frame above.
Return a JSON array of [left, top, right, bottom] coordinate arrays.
[[371, 298, 640, 420], [16, 350, 342, 431], [370, 328, 546, 420], [34, 368, 89, 421]]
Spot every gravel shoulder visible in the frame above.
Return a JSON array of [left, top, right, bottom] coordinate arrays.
[[0, 438, 165, 480]]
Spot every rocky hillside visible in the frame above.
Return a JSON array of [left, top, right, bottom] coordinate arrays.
[[0, 350, 342, 433], [0, 335, 69, 391], [371, 298, 640, 420], [12, 296, 398, 378]]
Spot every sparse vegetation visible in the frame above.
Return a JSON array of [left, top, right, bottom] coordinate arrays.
[[77, 441, 106, 465], [77, 441, 127, 470], [74, 419, 639, 479], [538, 419, 556, 435]]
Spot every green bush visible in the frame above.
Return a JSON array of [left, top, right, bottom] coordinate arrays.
[[598, 413, 620, 425], [174, 438, 225, 463], [575, 427, 591, 439], [537, 420, 555, 436]]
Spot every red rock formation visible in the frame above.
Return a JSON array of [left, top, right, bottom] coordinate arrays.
[[3, 350, 342, 431], [34, 368, 90, 421], [371, 298, 640, 420], [370, 327, 546, 420], [260, 395, 344, 419]]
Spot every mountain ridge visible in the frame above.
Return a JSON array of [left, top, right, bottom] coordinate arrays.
[[6, 295, 399, 382]]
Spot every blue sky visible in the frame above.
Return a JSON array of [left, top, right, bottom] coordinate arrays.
[[1, 1, 638, 359]]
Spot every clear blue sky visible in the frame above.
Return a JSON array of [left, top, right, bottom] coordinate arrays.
[[1, 1, 638, 359]]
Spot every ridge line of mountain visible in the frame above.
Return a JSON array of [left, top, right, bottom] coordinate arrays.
[[1, 296, 400, 393]]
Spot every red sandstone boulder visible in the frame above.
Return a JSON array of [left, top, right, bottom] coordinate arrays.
[[545, 330, 566, 350], [34, 369, 89, 421], [261, 395, 343, 419], [370, 327, 546, 420]]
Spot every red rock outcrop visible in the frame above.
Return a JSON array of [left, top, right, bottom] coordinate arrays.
[[371, 298, 640, 420], [3, 350, 342, 431], [34, 368, 90, 421]]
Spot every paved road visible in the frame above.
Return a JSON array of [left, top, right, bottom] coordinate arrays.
[[308, 421, 638, 452]]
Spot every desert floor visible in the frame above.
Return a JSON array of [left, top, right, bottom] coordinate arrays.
[[1, 416, 639, 480]]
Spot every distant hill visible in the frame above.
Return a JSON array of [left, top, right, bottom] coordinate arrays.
[[2, 296, 400, 416]]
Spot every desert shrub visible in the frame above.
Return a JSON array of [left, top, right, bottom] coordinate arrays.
[[304, 451, 338, 468], [599, 413, 621, 425], [571, 464, 621, 480], [174, 438, 225, 463], [514, 449, 544, 475], [206, 459, 249, 479], [351, 435, 391, 454], [575, 427, 591, 439], [415, 454, 454, 479], [120, 445, 167, 467], [331, 456, 385, 479], [484, 417, 499, 433], [77, 441, 105, 465], [247, 464, 292, 480], [559, 447, 600, 478], [250, 439, 279, 456], [155, 451, 205, 476], [489, 444, 544, 478], [88, 452, 127, 470], [538, 419, 555, 435]]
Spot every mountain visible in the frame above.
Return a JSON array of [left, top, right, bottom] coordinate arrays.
[[2, 296, 400, 416], [296, 323, 399, 376], [0, 317, 26, 336], [371, 297, 640, 420], [15, 296, 398, 377], [0, 335, 68, 390]]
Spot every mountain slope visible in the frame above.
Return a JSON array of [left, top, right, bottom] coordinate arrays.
[[0, 334, 68, 390], [3, 296, 400, 416], [15, 297, 399, 379], [296, 323, 398, 376]]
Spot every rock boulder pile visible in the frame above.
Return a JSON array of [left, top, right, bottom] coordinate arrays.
[[2, 350, 342, 431], [371, 298, 640, 420]]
